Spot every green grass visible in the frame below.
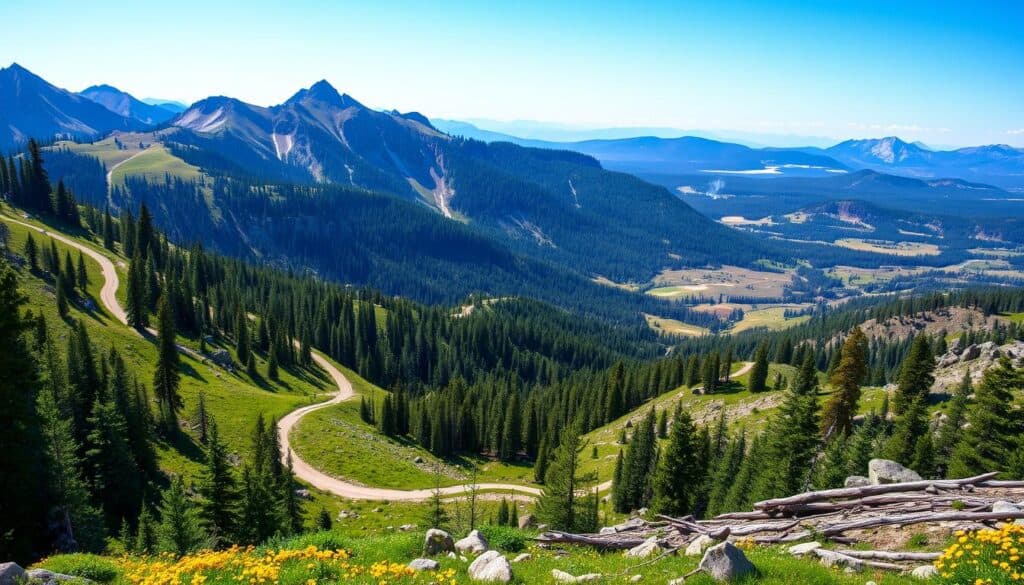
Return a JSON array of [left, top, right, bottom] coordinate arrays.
[[2, 211, 331, 477], [729, 307, 810, 334], [110, 144, 202, 186], [35, 530, 922, 584]]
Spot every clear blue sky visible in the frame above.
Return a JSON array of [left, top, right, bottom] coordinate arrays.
[[2, 0, 1022, 146]]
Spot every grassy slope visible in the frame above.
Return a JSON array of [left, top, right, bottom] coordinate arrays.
[[110, 144, 202, 187], [2, 210, 330, 477], [35, 529, 923, 584]]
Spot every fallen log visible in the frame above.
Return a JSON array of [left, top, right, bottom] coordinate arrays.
[[754, 472, 1000, 511], [836, 549, 941, 562], [726, 519, 803, 537], [820, 509, 1024, 536], [536, 531, 647, 550]]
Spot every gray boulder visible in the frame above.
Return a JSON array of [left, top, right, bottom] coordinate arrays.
[[685, 534, 714, 556], [551, 569, 601, 582], [844, 475, 871, 488], [424, 528, 455, 555], [455, 529, 490, 555], [911, 565, 938, 579], [0, 563, 27, 585], [467, 550, 512, 582], [868, 459, 922, 485], [787, 541, 822, 557], [511, 553, 532, 563], [209, 349, 234, 369], [961, 344, 981, 361], [698, 542, 756, 582], [408, 558, 439, 571], [26, 569, 89, 585]]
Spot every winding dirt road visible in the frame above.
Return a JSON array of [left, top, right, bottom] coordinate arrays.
[[2, 212, 541, 501]]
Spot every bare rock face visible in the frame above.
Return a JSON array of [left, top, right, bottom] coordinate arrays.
[[424, 528, 455, 555], [868, 459, 922, 485], [698, 542, 756, 581], [467, 550, 512, 583], [455, 529, 490, 555]]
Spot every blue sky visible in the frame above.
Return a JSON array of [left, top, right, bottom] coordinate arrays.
[[2, 0, 1022, 146]]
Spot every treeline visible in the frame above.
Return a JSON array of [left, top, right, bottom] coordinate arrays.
[[0, 139, 82, 226]]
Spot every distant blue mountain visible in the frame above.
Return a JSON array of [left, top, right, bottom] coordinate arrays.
[[79, 84, 179, 125], [0, 63, 143, 151]]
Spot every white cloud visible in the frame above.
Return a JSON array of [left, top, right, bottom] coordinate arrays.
[[1007, 128, 1024, 135]]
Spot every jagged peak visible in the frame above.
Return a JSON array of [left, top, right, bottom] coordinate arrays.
[[286, 80, 363, 110]]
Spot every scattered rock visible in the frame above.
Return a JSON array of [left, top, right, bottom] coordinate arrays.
[[399, 523, 417, 532], [467, 550, 512, 583], [960, 344, 981, 362], [868, 459, 922, 485], [511, 553, 532, 563], [424, 528, 455, 555], [413, 456, 424, 464], [685, 534, 714, 556], [27, 569, 86, 585], [372, 507, 383, 513], [599, 527, 617, 535], [787, 541, 822, 557], [626, 537, 662, 558], [635, 507, 649, 517], [551, 569, 601, 582], [629, 575, 643, 583], [517, 513, 536, 529], [866, 581, 878, 585], [816, 549, 863, 571], [844, 475, 871, 488], [408, 558, 439, 571], [698, 542, 756, 582], [668, 579, 686, 585], [208, 349, 234, 369], [447, 552, 457, 559], [294, 489, 312, 500], [0, 563, 27, 585], [911, 565, 938, 579], [455, 529, 490, 555]]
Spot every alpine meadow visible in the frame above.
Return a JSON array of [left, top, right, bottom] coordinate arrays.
[[2, 2, 1024, 584]]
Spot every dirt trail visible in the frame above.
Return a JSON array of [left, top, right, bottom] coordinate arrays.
[[1, 212, 560, 501]]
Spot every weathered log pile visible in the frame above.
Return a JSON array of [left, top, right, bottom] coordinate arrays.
[[536, 472, 1024, 572]]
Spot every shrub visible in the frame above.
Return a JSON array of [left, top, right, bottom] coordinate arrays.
[[478, 525, 528, 552], [34, 554, 120, 582], [935, 525, 1024, 583]]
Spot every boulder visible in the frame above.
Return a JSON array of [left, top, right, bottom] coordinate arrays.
[[294, 489, 312, 500], [0, 563, 27, 585], [787, 541, 822, 557], [209, 349, 234, 369], [455, 529, 490, 555], [844, 475, 871, 488], [467, 550, 512, 583], [625, 537, 662, 558], [868, 459, 922, 485], [599, 527, 617, 535], [629, 575, 642, 582], [960, 344, 981, 362], [685, 534, 715, 556], [398, 523, 417, 532], [27, 569, 85, 585], [993, 501, 1021, 514], [911, 565, 938, 579], [517, 513, 536, 529], [424, 528, 455, 555], [698, 542, 756, 582], [551, 570, 601, 582], [408, 558, 439, 571], [413, 456, 424, 463], [511, 553, 532, 563]]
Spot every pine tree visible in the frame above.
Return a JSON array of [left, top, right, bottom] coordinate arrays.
[[266, 348, 279, 381], [76, 252, 88, 292], [813, 432, 849, 489], [125, 249, 148, 328], [500, 392, 521, 461], [948, 358, 1024, 478], [657, 409, 668, 439], [748, 343, 769, 392], [238, 464, 278, 544], [497, 498, 510, 526], [153, 294, 182, 433], [614, 408, 657, 513], [317, 508, 333, 531], [894, 335, 936, 415], [821, 327, 868, 439], [0, 255, 49, 562], [102, 208, 115, 250], [24, 233, 38, 271], [134, 505, 158, 554], [652, 410, 700, 516], [935, 370, 972, 474], [883, 397, 929, 466], [534, 437, 550, 483], [56, 273, 70, 318], [194, 391, 210, 444], [911, 432, 936, 479], [197, 420, 238, 546], [158, 476, 202, 555], [755, 352, 820, 499], [536, 422, 598, 532], [38, 343, 105, 553], [85, 395, 143, 531], [235, 308, 250, 366], [280, 452, 304, 535]]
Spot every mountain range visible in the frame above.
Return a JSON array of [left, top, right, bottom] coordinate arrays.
[[78, 84, 181, 125]]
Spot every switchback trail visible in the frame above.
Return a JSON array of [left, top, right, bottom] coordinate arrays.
[[1, 212, 542, 501]]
